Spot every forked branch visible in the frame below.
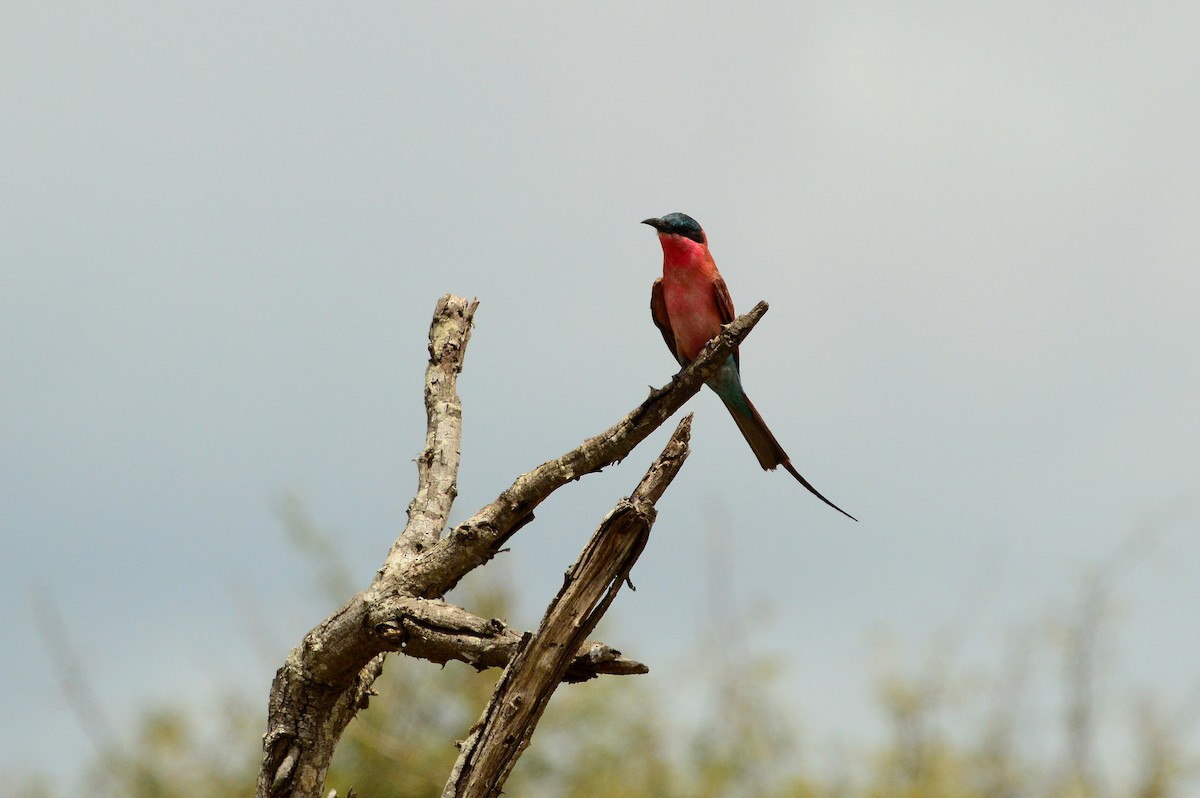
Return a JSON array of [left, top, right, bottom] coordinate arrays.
[[443, 416, 692, 798], [257, 295, 768, 798]]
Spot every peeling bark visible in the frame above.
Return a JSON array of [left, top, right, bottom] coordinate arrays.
[[256, 295, 768, 798]]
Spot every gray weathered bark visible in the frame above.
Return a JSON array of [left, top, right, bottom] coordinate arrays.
[[256, 294, 768, 798], [442, 416, 692, 797]]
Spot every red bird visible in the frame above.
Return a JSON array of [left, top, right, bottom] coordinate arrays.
[[643, 212, 856, 520]]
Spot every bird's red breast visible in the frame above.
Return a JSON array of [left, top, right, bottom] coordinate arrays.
[[656, 234, 731, 362]]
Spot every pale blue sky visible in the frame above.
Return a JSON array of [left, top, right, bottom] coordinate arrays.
[[3, 2, 1199, 789]]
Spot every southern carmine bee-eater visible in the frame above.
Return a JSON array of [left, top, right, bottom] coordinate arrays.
[[643, 212, 857, 521]]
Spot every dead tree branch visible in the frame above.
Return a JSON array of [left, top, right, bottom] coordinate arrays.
[[398, 299, 768, 598], [369, 594, 647, 680], [443, 416, 692, 798], [257, 295, 768, 798]]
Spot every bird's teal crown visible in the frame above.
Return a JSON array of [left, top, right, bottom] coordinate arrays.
[[642, 212, 706, 244]]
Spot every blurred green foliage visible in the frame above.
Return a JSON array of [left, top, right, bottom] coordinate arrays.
[[22, 505, 1198, 798]]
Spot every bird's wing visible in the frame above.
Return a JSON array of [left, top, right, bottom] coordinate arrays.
[[650, 278, 683, 365], [712, 273, 739, 371]]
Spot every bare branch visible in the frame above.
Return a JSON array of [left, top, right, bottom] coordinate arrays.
[[382, 294, 479, 578], [259, 296, 479, 798], [369, 594, 647, 680], [403, 302, 767, 598], [443, 415, 693, 798], [258, 293, 765, 798]]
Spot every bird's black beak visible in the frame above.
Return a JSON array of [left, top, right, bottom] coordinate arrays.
[[641, 217, 665, 231]]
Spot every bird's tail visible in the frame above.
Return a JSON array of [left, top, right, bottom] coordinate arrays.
[[720, 389, 858, 522]]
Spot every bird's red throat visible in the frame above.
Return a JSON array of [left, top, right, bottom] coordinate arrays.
[[656, 233, 709, 270]]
